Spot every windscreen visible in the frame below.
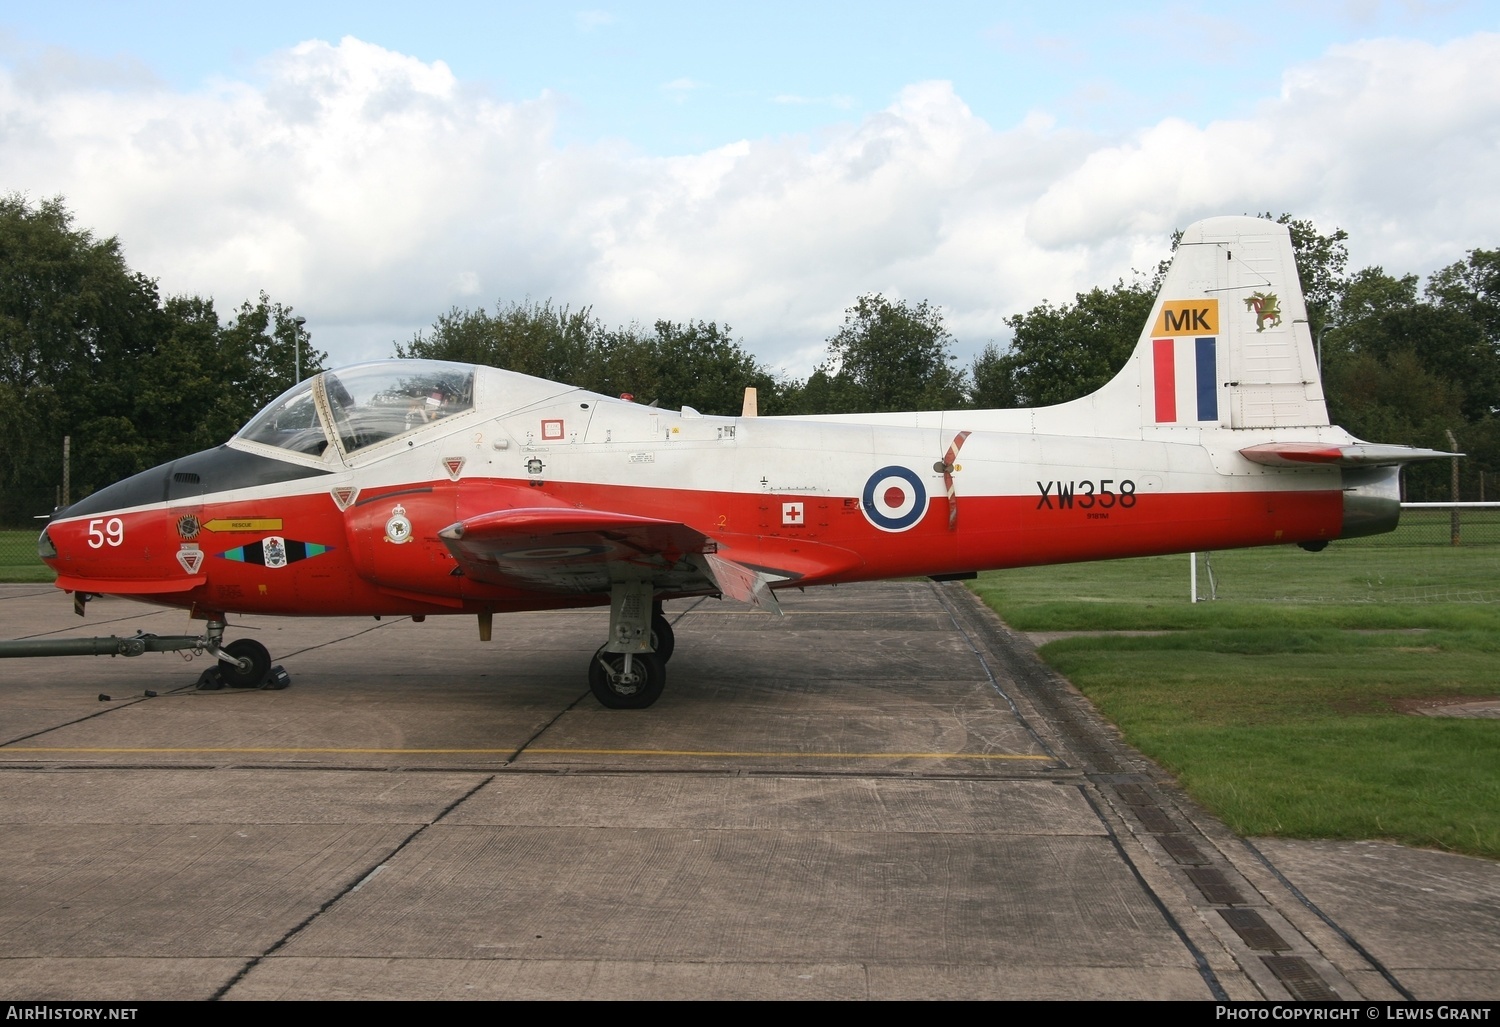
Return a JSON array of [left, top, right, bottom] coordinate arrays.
[[236, 379, 329, 455], [320, 363, 476, 454]]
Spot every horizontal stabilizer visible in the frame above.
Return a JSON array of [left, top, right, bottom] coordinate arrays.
[[1238, 442, 1459, 468]]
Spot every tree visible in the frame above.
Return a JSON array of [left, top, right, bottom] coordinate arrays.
[[642, 319, 785, 416], [1424, 248, 1499, 341], [998, 280, 1156, 407], [1258, 213, 1350, 338], [219, 292, 327, 411], [801, 294, 967, 413], [968, 342, 1022, 408], [398, 301, 788, 415], [0, 194, 167, 500], [397, 299, 603, 386], [0, 195, 320, 507], [1320, 255, 1500, 502]]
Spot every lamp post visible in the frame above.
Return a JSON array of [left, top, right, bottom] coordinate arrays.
[[293, 316, 307, 383]]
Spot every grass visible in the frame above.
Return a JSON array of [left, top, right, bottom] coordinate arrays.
[[969, 542, 1500, 860], [0, 529, 52, 583], [974, 542, 1500, 630]]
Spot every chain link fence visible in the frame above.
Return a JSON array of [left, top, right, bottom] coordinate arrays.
[[0, 488, 59, 582], [1344, 506, 1500, 547]]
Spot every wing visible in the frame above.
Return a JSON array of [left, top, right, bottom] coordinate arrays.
[[438, 507, 786, 608]]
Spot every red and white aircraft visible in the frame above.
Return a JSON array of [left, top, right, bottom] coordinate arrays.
[[36, 216, 1447, 707]]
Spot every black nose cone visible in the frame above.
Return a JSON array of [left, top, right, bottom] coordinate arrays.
[[52, 445, 332, 520]]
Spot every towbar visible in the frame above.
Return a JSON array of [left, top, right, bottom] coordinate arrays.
[[0, 632, 210, 660]]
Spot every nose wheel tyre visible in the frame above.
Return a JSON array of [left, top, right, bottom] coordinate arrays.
[[588, 648, 666, 709], [219, 638, 272, 689]]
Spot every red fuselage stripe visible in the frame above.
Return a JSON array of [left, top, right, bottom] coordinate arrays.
[[43, 477, 1345, 618]]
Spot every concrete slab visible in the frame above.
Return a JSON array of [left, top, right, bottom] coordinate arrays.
[[443, 775, 1096, 834], [0, 823, 413, 957], [276, 825, 1191, 967], [1253, 838, 1500, 1000], [228, 958, 1214, 1001], [0, 768, 485, 824], [0, 959, 246, 1002], [229, 957, 875, 1001]]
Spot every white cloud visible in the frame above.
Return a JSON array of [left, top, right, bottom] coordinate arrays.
[[574, 10, 617, 32], [660, 77, 705, 103], [1, 32, 1496, 377], [1025, 34, 1500, 272]]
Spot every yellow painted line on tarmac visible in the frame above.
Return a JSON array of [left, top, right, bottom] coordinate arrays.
[[1, 746, 1051, 761]]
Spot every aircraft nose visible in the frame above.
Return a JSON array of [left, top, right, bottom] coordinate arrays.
[[50, 462, 177, 524], [51, 445, 332, 525]]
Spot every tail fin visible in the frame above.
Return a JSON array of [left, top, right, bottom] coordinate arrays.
[[1138, 215, 1328, 430]]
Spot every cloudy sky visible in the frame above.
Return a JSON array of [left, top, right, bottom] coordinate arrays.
[[2, 1, 1497, 378]]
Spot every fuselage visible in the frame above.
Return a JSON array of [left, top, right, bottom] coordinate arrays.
[[40, 360, 1375, 620]]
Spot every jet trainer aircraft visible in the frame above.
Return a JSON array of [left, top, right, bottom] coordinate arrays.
[[33, 216, 1449, 707]]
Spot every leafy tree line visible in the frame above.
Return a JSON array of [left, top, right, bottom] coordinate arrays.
[[1321, 245, 1500, 501], [397, 291, 971, 417], [0, 195, 324, 519], [396, 304, 790, 416]]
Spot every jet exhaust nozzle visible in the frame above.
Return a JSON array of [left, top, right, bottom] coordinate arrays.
[[1338, 466, 1402, 540]]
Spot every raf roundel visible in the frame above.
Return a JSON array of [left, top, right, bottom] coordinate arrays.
[[862, 466, 927, 532]]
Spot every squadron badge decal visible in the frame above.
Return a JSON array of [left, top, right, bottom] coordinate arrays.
[[218, 538, 334, 568], [385, 504, 413, 545]]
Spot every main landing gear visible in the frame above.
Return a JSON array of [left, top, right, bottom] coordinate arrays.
[[587, 584, 675, 710]]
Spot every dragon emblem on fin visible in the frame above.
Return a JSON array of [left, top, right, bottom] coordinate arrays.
[[1244, 291, 1282, 333]]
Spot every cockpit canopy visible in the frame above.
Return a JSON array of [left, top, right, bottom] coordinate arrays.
[[237, 361, 476, 458]]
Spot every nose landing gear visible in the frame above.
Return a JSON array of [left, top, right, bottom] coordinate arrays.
[[205, 637, 274, 689], [195, 620, 288, 690], [0, 616, 291, 691]]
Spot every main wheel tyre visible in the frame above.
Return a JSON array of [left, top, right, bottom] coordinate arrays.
[[219, 638, 272, 689], [588, 648, 666, 709], [650, 614, 675, 663]]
